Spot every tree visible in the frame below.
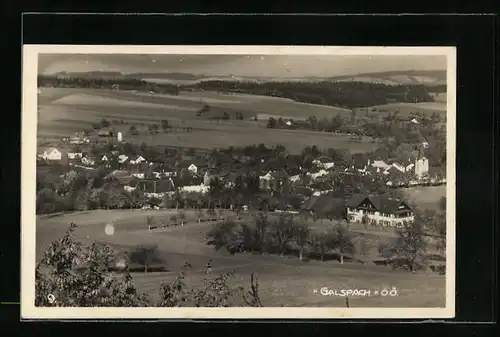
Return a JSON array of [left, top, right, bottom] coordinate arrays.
[[128, 244, 164, 273], [100, 118, 110, 128], [178, 210, 186, 226], [270, 214, 295, 257], [35, 223, 150, 307], [192, 270, 239, 307], [129, 125, 139, 135], [241, 273, 263, 307], [266, 117, 277, 129], [196, 209, 204, 223], [146, 216, 154, 231], [36, 223, 265, 307], [205, 220, 239, 252], [161, 119, 169, 131], [310, 230, 337, 263], [292, 218, 310, 261], [254, 211, 270, 254], [393, 222, 428, 272], [331, 224, 355, 264]]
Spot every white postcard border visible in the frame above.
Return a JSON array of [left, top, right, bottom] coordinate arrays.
[[21, 45, 456, 319]]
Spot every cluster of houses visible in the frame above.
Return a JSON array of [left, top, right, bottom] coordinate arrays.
[[37, 141, 443, 229], [37, 142, 444, 197]]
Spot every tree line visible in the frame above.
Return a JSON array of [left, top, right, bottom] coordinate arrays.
[[38, 75, 444, 109], [38, 75, 180, 95], [186, 80, 443, 109], [206, 211, 432, 272]]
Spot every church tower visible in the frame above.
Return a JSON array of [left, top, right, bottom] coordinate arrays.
[[414, 144, 429, 180]]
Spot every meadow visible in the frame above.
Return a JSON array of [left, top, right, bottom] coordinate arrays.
[[399, 185, 446, 212], [356, 101, 447, 119], [37, 88, 378, 154], [36, 206, 446, 307]]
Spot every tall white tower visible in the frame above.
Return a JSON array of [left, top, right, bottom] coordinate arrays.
[[415, 146, 429, 180], [117, 132, 123, 142]]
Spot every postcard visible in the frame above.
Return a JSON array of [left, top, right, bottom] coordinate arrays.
[[21, 45, 456, 319]]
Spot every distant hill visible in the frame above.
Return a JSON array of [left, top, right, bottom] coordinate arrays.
[[329, 70, 447, 86], [46, 69, 447, 87]]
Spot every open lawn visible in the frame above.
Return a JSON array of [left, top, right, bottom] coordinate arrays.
[[36, 88, 377, 154], [356, 102, 447, 119], [399, 185, 446, 212], [36, 209, 446, 307]]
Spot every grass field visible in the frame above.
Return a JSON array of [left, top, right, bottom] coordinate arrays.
[[36, 207, 446, 307], [357, 101, 447, 119], [36, 88, 378, 154], [399, 185, 446, 212]]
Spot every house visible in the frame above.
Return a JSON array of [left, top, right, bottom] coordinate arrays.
[[312, 159, 335, 170], [131, 173, 145, 179], [391, 162, 406, 173], [259, 171, 274, 190], [98, 129, 114, 137], [384, 166, 408, 187], [258, 169, 288, 190], [312, 159, 323, 166], [405, 163, 415, 172], [40, 147, 62, 161], [345, 194, 415, 227], [117, 154, 129, 164], [301, 196, 346, 219], [68, 152, 83, 160], [129, 155, 146, 165], [371, 160, 390, 170], [180, 184, 210, 194], [188, 163, 198, 174], [137, 179, 177, 198], [323, 162, 335, 170], [81, 157, 95, 166], [124, 185, 137, 193], [309, 181, 334, 196], [308, 169, 328, 180], [179, 161, 199, 175], [101, 155, 109, 162]]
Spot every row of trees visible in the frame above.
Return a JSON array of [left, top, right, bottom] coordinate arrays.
[[196, 104, 245, 121], [36, 223, 263, 307], [206, 212, 431, 272], [188, 80, 442, 108], [38, 75, 180, 95]]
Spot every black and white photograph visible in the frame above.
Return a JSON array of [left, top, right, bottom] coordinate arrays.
[[21, 45, 456, 319]]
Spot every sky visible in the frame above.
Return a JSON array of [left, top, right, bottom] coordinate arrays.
[[38, 54, 447, 78]]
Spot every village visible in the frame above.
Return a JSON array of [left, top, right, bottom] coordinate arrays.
[[36, 119, 446, 231]]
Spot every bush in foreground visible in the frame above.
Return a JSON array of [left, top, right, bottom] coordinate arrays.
[[35, 223, 263, 307]]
